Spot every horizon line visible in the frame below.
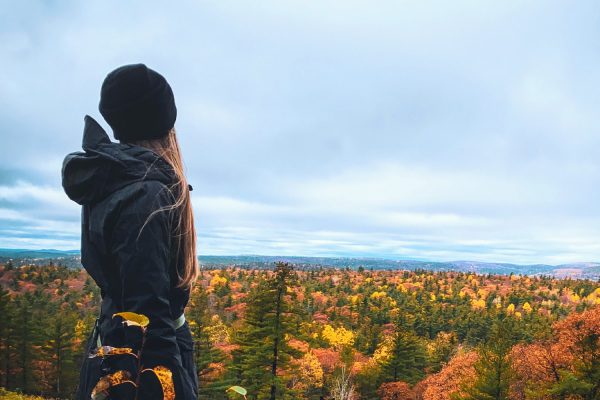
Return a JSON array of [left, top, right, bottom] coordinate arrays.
[[0, 247, 597, 268]]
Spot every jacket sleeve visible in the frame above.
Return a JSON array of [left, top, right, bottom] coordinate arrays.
[[108, 180, 194, 398]]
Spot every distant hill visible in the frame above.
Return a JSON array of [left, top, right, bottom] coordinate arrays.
[[0, 248, 82, 268], [1, 248, 598, 280], [199, 255, 600, 279], [0, 248, 80, 259]]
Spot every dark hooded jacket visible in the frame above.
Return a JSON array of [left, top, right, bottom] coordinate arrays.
[[62, 115, 198, 399]]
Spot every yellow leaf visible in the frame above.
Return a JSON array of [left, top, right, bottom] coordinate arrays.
[[91, 370, 135, 400], [113, 312, 150, 327], [228, 386, 248, 396], [89, 346, 137, 358], [471, 298, 486, 310], [515, 311, 522, 319], [322, 324, 355, 349], [141, 365, 175, 400]]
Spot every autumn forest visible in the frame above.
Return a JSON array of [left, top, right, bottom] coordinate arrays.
[[0, 261, 599, 400]]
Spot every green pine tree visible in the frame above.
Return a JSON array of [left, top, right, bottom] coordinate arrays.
[[547, 371, 595, 399], [232, 262, 300, 400], [12, 292, 39, 393], [188, 285, 233, 399], [454, 319, 517, 400], [38, 301, 79, 397], [0, 287, 16, 389], [381, 328, 427, 385]]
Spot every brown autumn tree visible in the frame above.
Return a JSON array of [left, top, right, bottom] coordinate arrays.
[[549, 305, 600, 399], [378, 381, 416, 400], [510, 341, 570, 399], [417, 349, 478, 400]]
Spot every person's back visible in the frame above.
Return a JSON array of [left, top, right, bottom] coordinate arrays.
[[61, 64, 199, 400]]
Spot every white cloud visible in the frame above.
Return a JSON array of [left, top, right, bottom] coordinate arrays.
[[1, 1, 600, 264]]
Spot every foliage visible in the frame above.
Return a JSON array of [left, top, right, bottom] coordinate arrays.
[[0, 388, 46, 399], [377, 381, 415, 400], [379, 328, 427, 385], [89, 312, 175, 400], [452, 319, 517, 400], [231, 262, 300, 400], [1, 262, 599, 399]]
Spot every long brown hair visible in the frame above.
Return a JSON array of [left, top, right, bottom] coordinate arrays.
[[126, 128, 199, 290]]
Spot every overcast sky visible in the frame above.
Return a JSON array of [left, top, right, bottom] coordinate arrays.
[[1, 1, 600, 264]]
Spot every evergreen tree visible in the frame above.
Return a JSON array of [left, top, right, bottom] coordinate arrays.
[[0, 287, 15, 389], [38, 301, 78, 397], [454, 319, 517, 400], [232, 262, 299, 400], [188, 285, 232, 399], [428, 332, 458, 373], [548, 371, 595, 400], [381, 328, 427, 385], [12, 292, 42, 393]]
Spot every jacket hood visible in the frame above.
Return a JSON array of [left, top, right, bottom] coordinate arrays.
[[61, 115, 177, 205]]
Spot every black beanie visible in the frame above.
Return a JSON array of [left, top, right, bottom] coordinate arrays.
[[99, 63, 177, 141]]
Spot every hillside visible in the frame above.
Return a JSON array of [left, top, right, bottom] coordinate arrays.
[[0, 259, 599, 399], [2, 249, 599, 279]]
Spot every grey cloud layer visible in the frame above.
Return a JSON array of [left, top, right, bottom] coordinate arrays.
[[1, 1, 599, 263]]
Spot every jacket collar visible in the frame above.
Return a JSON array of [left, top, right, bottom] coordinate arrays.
[[82, 115, 112, 151], [78, 114, 192, 191]]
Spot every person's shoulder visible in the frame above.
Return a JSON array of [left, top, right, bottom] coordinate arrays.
[[101, 179, 177, 219], [124, 179, 176, 207]]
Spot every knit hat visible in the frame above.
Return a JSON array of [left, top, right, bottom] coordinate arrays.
[[99, 63, 177, 141]]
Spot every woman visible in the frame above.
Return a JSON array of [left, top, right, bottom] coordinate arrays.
[[61, 64, 199, 399]]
